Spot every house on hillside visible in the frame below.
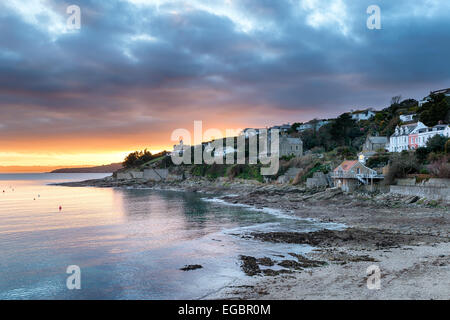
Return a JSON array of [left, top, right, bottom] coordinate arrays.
[[204, 143, 235, 158], [172, 140, 188, 156], [389, 122, 427, 152], [279, 135, 303, 157], [331, 160, 381, 192], [265, 134, 303, 158], [241, 128, 265, 138], [296, 119, 330, 132], [270, 123, 292, 133], [400, 114, 416, 122], [363, 135, 388, 152], [419, 88, 450, 106], [241, 124, 291, 138], [415, 123, 450, 148], [351, 109, 375, 121], [357, 135, 388, 164]]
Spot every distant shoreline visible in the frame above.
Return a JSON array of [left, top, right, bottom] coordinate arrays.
[[49, 163, 123, 174]]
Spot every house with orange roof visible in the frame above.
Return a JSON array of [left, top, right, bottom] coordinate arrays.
[[331, 160, 381, 192]]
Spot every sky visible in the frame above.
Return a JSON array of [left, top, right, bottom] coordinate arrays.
[[1, 0, 450, 170]]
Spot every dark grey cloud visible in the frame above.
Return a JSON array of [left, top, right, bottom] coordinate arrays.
[[1, 0, 450, 144]]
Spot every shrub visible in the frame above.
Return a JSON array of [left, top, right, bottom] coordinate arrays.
[[385, 152, 420, 184], [426, 135, 448, 153], [334, 146, 357, 159], [280, 154, 296, 161], [366, 153, 390, 168], [227, 164, 263, 182], [415, 147, 429, 164], [428, 156, 450, 178]]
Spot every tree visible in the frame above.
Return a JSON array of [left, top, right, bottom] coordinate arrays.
[[289, 122, 302, 134], [123, 149, 153, 168], [123, 151, 140, 168], [391, 95, 402, 105], [330, 113, 358, 146], [426, 135, 448, 153], [415, 147, 429, 164], [418, 93, 450, 126], [385, 152, 420, 184]]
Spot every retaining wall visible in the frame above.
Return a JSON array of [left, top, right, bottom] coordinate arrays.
[[390, 185, 450, 201], [143, 168, 169, 181]]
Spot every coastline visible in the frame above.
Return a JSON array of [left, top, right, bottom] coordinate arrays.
[[56, 176, 450, 300]]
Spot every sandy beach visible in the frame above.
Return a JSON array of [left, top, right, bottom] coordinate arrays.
[[60, 177, 450, 300]]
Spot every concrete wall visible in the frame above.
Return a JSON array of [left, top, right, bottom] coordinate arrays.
[[277, 167, 300, 184], [390, 185, 450, 201], [306, 172, 329, 189], [117, 170, 144, 180], [143, 168, 169, 181]]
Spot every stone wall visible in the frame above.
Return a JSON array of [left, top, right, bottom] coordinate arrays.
[[116, 170, 144, 180], [277, 167, 300, 184], [391, 178, 450, 201], [306, 172, 329, 189], [390, 185, 450, 201], [143, 168, 169, 181]]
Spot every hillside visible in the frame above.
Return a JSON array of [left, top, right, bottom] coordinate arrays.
[[50, 163, 123, 173]]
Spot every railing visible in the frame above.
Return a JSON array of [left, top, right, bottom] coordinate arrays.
[[331, 172, 380, 179]]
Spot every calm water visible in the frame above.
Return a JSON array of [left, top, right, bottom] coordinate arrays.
[[0, 173, 341, 300]]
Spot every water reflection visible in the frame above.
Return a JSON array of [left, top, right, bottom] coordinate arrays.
[[0, 174, 339, 300]]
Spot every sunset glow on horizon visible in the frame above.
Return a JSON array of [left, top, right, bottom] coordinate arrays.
[[1, 0, 449, 171]]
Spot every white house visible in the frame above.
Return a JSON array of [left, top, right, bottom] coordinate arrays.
[[416, 124, 450, 148], [172, 140, 188, 156], [389, 122, 427, 152], [296, 119, 330, 132], [270, 124, 291, 133], [419, 88, 450, 106], [351, 109, 375, 121], [241, 128, 265, 138], [399, 114, 416, 122], [204, 143, 236, 157]]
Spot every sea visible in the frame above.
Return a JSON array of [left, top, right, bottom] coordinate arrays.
[[0, 173, 342, 299]]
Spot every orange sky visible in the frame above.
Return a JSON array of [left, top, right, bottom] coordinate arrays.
[[0, 118, 290, 172]]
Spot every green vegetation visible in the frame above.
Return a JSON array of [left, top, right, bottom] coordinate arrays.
[[365, 153, 390, 168], [418, 93, 450, 126], [123, 149, 154, 168], [123, 149, 168, 169], [227, 164, 264, 182], [385, 136, 450, 182], [119, 92, 449, 184]]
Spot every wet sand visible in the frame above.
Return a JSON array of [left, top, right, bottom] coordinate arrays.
[[58, 177, 450, 300]]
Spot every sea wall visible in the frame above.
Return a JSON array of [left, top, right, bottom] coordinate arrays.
[[143, 168, 169, 181], [390, 178, 450, 201], [306, 172, 329, 189], [116, 170, 144, 180]]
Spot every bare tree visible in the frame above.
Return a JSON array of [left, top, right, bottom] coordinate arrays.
[[391, 95, 402, 105]]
